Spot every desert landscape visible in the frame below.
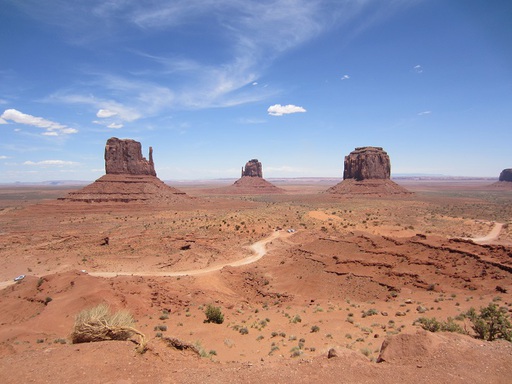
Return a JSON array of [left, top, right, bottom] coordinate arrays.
[[0, 140, 511, 383]]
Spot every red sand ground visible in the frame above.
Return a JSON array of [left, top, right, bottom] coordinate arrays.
[[0, 179, 511, 383]]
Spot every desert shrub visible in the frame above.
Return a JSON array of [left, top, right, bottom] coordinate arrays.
[[310, 325, 320, 333], [466, 303, 512, 342], [362, 308, 378, 318], [415, 317, 441, 332], [70, 303, 146, 351], [415, 317, 466, 334], [204, 304, 224, 324], [239, 327, 249, 335]]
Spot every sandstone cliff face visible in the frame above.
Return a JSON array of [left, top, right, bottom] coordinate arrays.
[[242, 159, 263, 178], [499, 169, 512, 182], [105, 137, 156, 176], [343, 147, 390, 181]]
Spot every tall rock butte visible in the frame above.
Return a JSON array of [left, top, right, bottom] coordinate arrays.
[[327, 146, 411, 195], [241, 159, 263, 178], [105, 137, 156, 176], [210, 158, 284, 194], [343, 147, 390, 180], [61, 137, 189, 204]]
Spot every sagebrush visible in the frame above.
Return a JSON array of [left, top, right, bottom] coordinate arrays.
[[70, 303, 147, 351]]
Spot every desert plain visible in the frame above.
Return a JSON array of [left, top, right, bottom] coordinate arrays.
[[0, 178, 511, 383]]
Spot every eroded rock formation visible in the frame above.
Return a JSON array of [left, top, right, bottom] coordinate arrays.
[[210, 159, 284, 194], [327, 146, 411, 196], [60, 137, 189, 204], [343, 147, 390, 180], [242, 159, 263, 178], [499, 169, 512, 182], [105, 137, 156, 176]]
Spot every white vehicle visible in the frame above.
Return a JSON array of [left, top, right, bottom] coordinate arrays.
[[14, 274, 25, 282]]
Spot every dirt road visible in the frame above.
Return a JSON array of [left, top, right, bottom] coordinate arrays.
[[467, 222, 504, 244], [88, 229, 289, 278]]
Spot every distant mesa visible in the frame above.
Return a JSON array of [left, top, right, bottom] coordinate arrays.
[[210, 159, 285, 195], [326, 146, 411, 196], [61, 137, 189, 203], [499, 169, 512, 182], [489, 168, 512, 189]]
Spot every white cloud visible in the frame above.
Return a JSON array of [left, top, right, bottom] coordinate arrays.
[[0, 156, 8, 159], [0, 117, 8, 124], [96, 108, 118, 118], [413, 64, 423, 73], [418, 110, 431, 116], [23, 160, 78, 166], [107, 122, 123, 129], [0, 109, 78, 136], [267, 104, 306, 116], [341, 74, 350, 80]]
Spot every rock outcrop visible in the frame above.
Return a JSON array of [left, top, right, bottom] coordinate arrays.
[[343, 147, 390, 180], [105, 137, 156, 176], [209, 159, 284, 195], [241, 159, 263, 178], [61, 137, 189, 204], [499, 169, 512, 182], [327, 146, 411, 196], [489, 168, 512, 189]]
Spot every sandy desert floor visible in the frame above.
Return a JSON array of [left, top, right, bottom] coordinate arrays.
[[0, 179, 511, 383]]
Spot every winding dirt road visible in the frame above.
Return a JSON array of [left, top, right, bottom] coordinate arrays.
[[88, 229, 288, 278], [464, 222, 504, 244]]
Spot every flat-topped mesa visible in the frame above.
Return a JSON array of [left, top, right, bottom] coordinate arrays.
[[241, 159, 263, 178], [499, 169, 512, 182], [105, 137, 156, 176], [343, 146, 390, 180], [326, 146, 411, 196]]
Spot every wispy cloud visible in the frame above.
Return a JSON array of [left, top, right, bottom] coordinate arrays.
[[341, 74, 350, 80], [413, 64, 423, 73], [0, 155, 9, 159], [23, 160, 78, 166], [96, 109, 117, 118], [1, 109, 78, 136], [418, 110, 431, 116], [13, 1, 416, 115], [268, 104, 306, 116]]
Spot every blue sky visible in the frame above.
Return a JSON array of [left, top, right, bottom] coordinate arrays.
[[1, 0, 511, 182]]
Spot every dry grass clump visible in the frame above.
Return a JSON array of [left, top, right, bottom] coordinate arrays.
[[71, 303, 146, 351]]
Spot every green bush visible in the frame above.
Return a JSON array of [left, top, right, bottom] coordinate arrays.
[[466, 303, 512, 342], [204, 304, 224, 324], [415, 317, 465, 334]]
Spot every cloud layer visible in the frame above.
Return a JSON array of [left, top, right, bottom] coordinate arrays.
[[1, 109, 78, 136]]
